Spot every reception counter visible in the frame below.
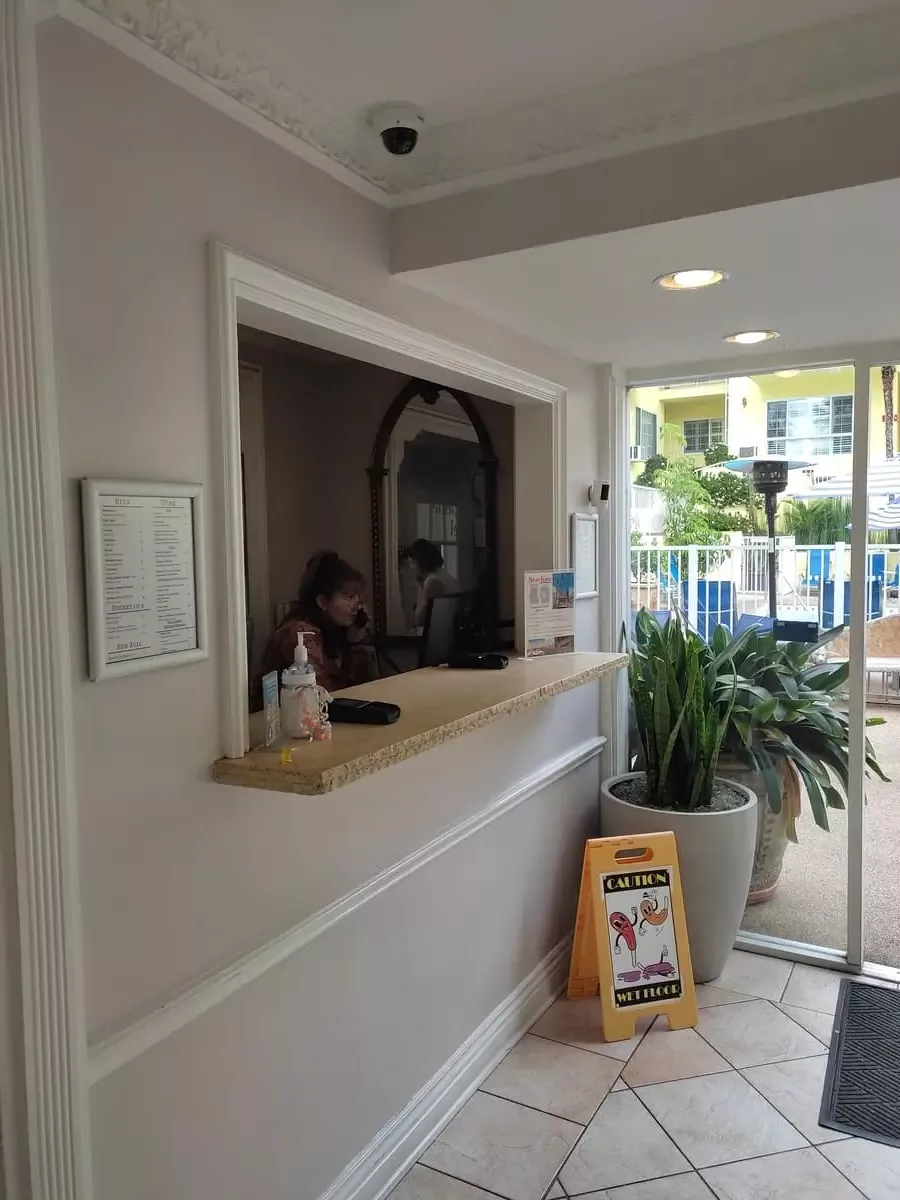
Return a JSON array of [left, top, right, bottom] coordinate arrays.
[[213, 651, 627, 796]]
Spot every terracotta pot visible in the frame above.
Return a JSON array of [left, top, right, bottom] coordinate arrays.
[[599, 773, 757, 983], [717, 756, 794, 905]]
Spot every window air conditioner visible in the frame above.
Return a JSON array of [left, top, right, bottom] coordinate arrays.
[[629, 445, 645, 462], [738, 445, 758, 458]]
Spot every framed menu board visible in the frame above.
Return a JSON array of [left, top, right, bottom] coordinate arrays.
[[81, 479, 208, 681]]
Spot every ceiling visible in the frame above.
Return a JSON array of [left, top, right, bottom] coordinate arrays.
[[398, 179, 900, 370], [76, 0, 900, 198]]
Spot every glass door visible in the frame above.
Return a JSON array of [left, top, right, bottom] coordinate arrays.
[[627, 361, 878, 971], [859, 360, 900, 973]]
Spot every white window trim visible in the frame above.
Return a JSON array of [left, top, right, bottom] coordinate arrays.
[[765, 394, 853, 457], [682, 417, 724, 454], [209, 242, 568, 757]]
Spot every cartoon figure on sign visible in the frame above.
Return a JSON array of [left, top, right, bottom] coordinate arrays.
[[637, 890, 669, 935], [642, 947, 676, 979], [610, 910, 643, 982]]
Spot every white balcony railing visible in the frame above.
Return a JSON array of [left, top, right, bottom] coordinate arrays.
[[630, 539, 899, 636]]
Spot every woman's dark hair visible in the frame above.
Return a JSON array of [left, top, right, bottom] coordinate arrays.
[[406, 538, 444, 573], [291, 552, 365, 631]]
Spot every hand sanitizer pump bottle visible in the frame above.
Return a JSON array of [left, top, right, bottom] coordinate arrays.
[[281, 633, 330, 741]]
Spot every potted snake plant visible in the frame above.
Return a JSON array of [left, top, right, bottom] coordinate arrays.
[[603, 609, 758, 982], [712, 626, 888, 903]]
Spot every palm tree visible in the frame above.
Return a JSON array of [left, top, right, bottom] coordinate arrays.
[[883, 365, 896, 459]]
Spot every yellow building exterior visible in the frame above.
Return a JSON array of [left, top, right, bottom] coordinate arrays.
[[629, 366, 900, 480]]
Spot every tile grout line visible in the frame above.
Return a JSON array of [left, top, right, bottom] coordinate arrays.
[[696, 1146, 869, 1198], [690, 1008, 823, 1105], [564, 1168, 701, 1199], [410, 1162, 521, 1200], [527, 1018, 655, 1064], [808, 1144, 872, 1200], [625, 1021, 826, 1173], [775, 998, 837, 1039], [545, 1012, 703, 1193], [420, 1005, 658, 1200], [779, 961, 797, 1004], [474, 1085, 591, 1129], [687, 1019, 866, 1186], [534, 982, 826, 1192], [602, 1171, 719, 1199], [639, 997, 869, 1193], [624, 1073, 701, 1172], [406, 963, 856, 1200], [692, 998, 829, 1069]]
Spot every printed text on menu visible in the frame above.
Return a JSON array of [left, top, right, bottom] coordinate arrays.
[[100, 494, 197, 665]]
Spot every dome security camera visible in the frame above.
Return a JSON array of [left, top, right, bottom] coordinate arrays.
[[369, 103, 425, 156]]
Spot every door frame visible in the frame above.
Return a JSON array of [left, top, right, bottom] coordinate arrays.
[[628, 341, 900, 979], [237, 361, 272, 679], [1, 2, 93, 1195]]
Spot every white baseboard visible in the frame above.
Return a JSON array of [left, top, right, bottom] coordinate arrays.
[[320, 935, 571, 1200]]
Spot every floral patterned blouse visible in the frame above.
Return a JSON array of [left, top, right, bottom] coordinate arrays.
[[259, 618, 377, 695]]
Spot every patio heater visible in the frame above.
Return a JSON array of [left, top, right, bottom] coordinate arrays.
[[719, 455, 839, 643], [749, 459, 790, 619]]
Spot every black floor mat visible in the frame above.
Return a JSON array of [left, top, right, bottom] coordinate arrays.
[[820, 979, 900, 1146]]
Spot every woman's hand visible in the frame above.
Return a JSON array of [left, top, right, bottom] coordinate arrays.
[[346, 608, 372, 643]]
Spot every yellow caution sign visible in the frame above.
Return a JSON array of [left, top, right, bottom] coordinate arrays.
[[567, 833, 698, 1041]]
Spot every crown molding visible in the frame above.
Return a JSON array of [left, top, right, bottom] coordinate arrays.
[[67, 0, 392, 197], [71, 0, 900, 201]]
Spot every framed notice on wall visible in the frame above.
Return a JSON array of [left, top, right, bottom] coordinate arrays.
[[81, 479, 208, 681], [571, 512, 599, 598]]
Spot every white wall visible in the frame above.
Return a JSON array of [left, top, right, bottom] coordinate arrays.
[[37, 18, 607, 1199]]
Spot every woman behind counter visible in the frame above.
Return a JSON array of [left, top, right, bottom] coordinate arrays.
[[406, 538, 459, 627], [260, 552, 378, 694]]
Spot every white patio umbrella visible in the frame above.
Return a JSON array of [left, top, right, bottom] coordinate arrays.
[[848, 500, 900, 531], [794, 459, 900, 498]]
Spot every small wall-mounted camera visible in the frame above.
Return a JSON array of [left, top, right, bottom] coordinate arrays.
[[588, 480, 611, 508], [369, 103, 425, 156]]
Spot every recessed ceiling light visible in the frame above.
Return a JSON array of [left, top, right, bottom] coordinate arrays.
[[723, 330, 780, 345], [656, 269, 726, 291], [775, 370, 800, 378]]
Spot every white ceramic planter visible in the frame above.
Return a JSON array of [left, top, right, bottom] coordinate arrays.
[[599, 773, 757, 983]]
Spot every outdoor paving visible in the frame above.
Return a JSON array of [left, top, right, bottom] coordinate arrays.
[[741, 705, 900, 967]]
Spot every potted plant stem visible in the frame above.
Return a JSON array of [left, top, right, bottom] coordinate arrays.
[[602, 609, 757, 982]]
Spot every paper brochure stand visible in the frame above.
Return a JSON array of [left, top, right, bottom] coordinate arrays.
[[568, 833, 698, 1041]]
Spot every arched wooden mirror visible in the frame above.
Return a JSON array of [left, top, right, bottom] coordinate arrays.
[[368, 379, 499, 643]]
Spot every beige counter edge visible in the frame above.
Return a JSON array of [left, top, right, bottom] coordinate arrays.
[[213, 652, 628, 796]]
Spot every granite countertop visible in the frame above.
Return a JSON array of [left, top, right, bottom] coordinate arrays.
[[213, 651, 628, 796]]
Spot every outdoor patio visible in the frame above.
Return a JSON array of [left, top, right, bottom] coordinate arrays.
[[741, 704, 900, 968]]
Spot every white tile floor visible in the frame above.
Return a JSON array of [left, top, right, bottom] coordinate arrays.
[[389, 951, 900, 1200]]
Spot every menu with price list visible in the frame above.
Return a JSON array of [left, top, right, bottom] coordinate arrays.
[[82, 480, 207, 680]]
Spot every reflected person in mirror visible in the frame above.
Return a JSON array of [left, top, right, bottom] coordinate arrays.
[[406, 539, 458, 627], [260, 552, 377, 694]]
